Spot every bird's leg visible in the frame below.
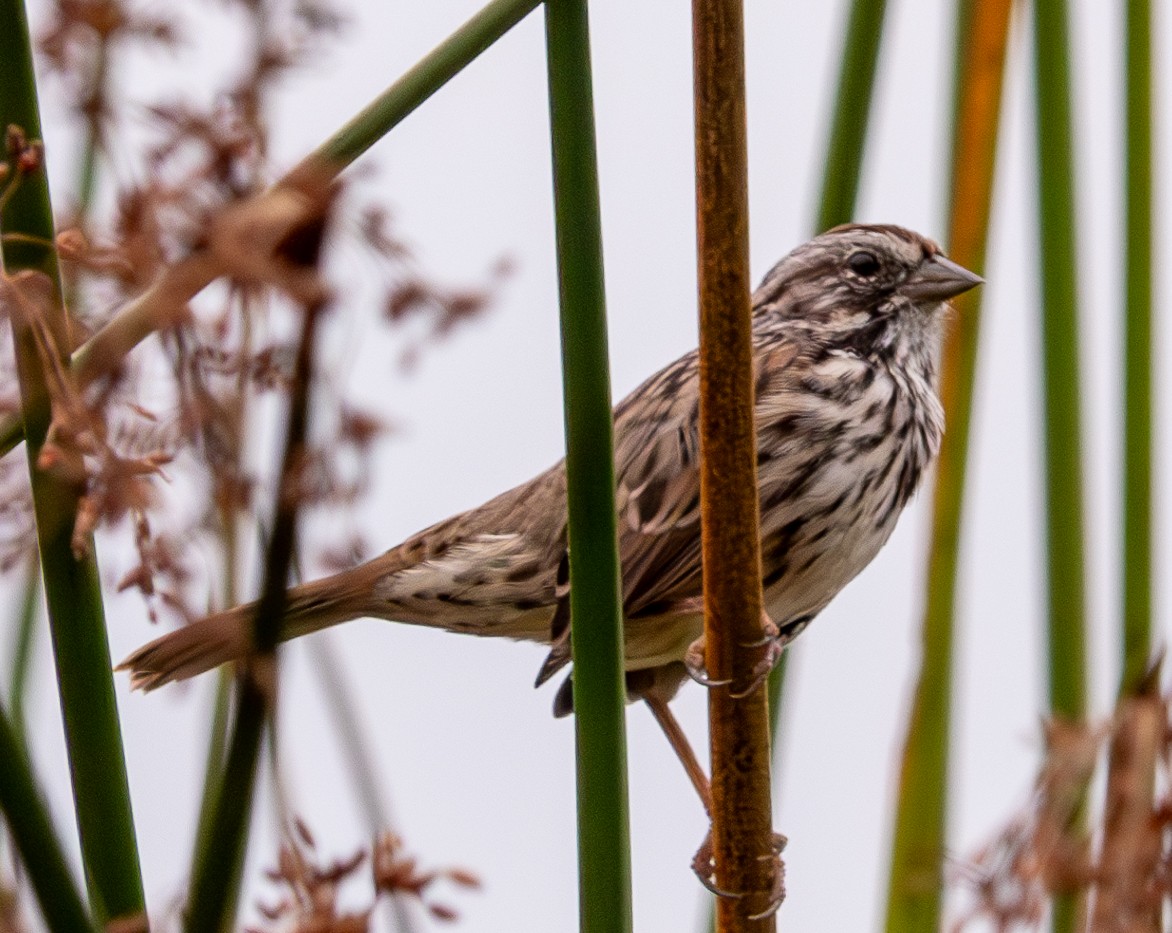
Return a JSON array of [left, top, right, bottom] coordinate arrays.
[[644, 695, 739, 898], [644, 693, 712, 815], [645, 686, 788, 915]]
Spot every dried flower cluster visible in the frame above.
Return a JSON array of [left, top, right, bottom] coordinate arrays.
[[953, 679, 1171, 931], [249, 819, 479, 932], [1, 0, 503, 627], [1, 0, 502, 925]]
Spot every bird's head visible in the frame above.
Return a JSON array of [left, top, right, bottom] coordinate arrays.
[[754, 223, 982, 363]]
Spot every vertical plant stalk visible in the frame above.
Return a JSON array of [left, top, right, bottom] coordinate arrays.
[[883, 2, 1013, 931], [184, 198, 331, 933], [1032, 1, 1088, 929], [543, 3, 633, 931], [1119, 0, 1152, 696], [766, 0, 893, 807], [1094, 6, 1156, 930], [308, 638, 417, 933], [814, 0, 890, 233], [1089, 671, 1162, 931], [0, 0, 544, 460], [0, 703, 96, 933], [7, 556, 41, 744], [0, 0, 146, 924], [692, 0, 776, 929]]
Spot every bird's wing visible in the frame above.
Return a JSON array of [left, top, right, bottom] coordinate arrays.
[[614, 339, 800, 619]]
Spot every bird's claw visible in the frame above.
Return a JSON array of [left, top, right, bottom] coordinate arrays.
[[692, 829, 788, 918], [747, 835, 788, 920], [691, 830, 742, 899], [731, 614, 787, 693], [684, 637, 731, 688]]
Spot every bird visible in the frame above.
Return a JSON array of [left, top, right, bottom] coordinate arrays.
[[119, 222, 980, 898]]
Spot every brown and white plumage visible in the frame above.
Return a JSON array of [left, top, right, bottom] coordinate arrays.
[[119, 224, 981, 710]]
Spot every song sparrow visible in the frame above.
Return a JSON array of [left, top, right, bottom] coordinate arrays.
[[121, 222, 979, 702]]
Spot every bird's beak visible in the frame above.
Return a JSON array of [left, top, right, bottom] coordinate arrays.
[[901, 254, 983, 302]]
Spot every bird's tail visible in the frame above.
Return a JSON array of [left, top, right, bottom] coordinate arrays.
[[117, 567, 384, 692]]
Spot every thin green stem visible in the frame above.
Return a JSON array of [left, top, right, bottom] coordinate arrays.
[[544, 3, 632, 931], [189, 669, 233, 874], [815, 0, 890, 233], [75, 40, 109, 222], [1120, 0, 1152, 696], [308, 638, 417, 933], [0, 701, 97, 933], [0, 0, 545, 461], [770, 0, 892, 757], [1032, 0, 1088, 928], [883, 2, 1013, 930], [306, 0, 542, 171], [1033, 0, 1087, 725], [8, 556, 41, 744], [185, 287, 324, 932], [0, 0, 145, 923]]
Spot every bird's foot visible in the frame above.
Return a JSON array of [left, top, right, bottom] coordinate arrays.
[[684, 637, 731, 688], [748, 833, 788, 921], [691, 829, 741, 898], [728, 612, 789, 700], [691, 828, 788, 918]]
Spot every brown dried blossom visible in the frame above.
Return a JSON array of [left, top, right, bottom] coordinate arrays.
[[952, 681, 1172, 931], [371, 831, 481, 924], [250, 820, 478, 932], [2, 1, 502, 918]]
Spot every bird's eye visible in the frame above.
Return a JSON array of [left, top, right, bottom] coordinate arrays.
[[847, 251, 881, 277]]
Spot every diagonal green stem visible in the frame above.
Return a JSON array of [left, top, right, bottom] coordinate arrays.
[[0, 0, 544, 461], [7, 555, 41, 745], [544, 2, 632, 931], [0, 0, 145, 924], [0, 701, 97, 933]]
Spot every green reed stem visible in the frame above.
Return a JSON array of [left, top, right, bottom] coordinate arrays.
[[184, 291, 324, 933], [1033, 0, 1089, 929], [1032, 0, 1087, 727], [189, 669, 234, 893], [768, 0, 893, 755], [0, 702, 97, 933], [0, 1, 145, 924], [1091, 8, 1157, 932], [814, 0, 890, 233], [309, 638, 418, 933], [8, 556, 41, 745], [1120, 0, 1152, 696], [770, 0, 892, 780], [0, 0, 544, 461], [305, 0, 542, 171], [884, 2, 1013, 929], [544, 3, 632, 931]]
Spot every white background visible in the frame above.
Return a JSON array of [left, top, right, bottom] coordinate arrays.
[[12, 0, 1172, 930]]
